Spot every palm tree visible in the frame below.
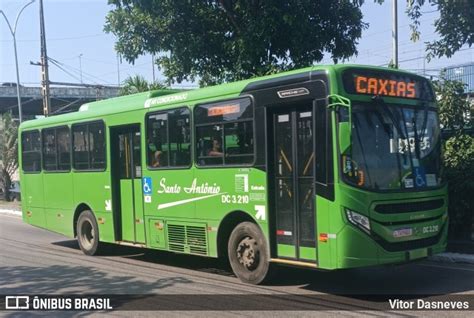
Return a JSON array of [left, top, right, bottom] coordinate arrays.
[[120, 75, 167, 96], [0, 112, 18, 201]]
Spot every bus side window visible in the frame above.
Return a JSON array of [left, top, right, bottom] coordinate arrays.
[[42, 128, 57, 171], [89, 122, 105, 169], [57, 127, 71, 171], [224, 121, 254, 164], [22, 130, 41, 173], [72, 124, 89, 170], [196, 124, 224, 165], [194, 97, 254, 166], [168, 108, 191, 167], [147, 112, 168, 168], [72, 121, 105, 171], [146, 107, 191, 169], [42, 126, 71, 171]]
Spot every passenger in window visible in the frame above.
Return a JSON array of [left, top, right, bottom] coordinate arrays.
[[208, 136, 223, 157], [148, 138, 163, 167]]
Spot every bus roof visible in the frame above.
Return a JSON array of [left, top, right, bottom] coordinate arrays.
[[19, 64, 423, 130]]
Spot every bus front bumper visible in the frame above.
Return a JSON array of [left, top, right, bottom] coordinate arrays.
[[334, 221, 448, 269]]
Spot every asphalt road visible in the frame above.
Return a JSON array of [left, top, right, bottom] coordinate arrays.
[[1, 213, 473, 317]]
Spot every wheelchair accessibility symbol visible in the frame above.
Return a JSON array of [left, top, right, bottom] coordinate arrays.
[[413, 167, 426, 188], [142, 177, 152, 194]]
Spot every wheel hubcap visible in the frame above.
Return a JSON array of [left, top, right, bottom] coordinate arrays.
[[236, 237, 259, 270], [80, 220, 94, 249]]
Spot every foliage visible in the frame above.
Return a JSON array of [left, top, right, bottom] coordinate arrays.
[[119, 75, 167, 96], [105, 0, 368, 86], [434, 77, 474, 240], [381, 0, 474, 60], [0, 112, 19, 202], [433, 78, 472, 131]]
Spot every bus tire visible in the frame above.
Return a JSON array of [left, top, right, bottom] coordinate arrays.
[[77, 210, 101, 256], [228, 222, 272, 285]]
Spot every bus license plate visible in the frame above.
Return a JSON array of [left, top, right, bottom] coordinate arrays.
[[393, 228, 413, 238]]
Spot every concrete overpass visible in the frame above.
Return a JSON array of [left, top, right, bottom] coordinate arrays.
[[0, 85, 120, 120]]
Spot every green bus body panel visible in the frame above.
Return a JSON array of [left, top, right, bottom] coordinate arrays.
[[277, 244, 296, 258], [120, 179, 135, 242], [22, 173, 45, 228], [43, 173, 74, 236], [18, 64, 448, 271], [148, 219, 166, 249], [133, 179, 146, 243], [299, 247, 317, 261]]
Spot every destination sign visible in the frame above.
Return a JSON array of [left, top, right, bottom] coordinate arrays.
[[342, 69, 434, 101], [207, 104, 241, 117]]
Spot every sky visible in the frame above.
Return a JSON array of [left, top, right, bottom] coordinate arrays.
[[0, 0, 473, 88]]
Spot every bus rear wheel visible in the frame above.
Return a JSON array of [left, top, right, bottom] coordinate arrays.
[[228, 222, 272, 285], [77, 210, 101, 256]]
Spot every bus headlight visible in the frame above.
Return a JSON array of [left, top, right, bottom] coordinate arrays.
[[345, 209, 371, 234]]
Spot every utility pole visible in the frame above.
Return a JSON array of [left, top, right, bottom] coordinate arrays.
[[79, 53, 83, 83], [392, 0, 398, 68], [39, 0, 51, 116], [0, 0, 36, 123], [152, 54, 156, 83], [117, 53, 121, 87]]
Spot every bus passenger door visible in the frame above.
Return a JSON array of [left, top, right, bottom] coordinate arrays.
[[111, 125, 146, 243], [269, 103, 317, 262]]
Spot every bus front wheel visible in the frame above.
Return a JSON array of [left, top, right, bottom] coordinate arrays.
[[228, 222, 272, 285], [77, 210, 101, 256]]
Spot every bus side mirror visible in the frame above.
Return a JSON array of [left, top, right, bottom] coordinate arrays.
[[338, 122, 351, 154]]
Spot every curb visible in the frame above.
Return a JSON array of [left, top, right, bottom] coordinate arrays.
[[0, 209, 22, 217], [430, 252, 474, 265]]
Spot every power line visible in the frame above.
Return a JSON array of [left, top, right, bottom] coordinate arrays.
[[377, 47, 474, 67], [0, 33, 108, 43], [48, 58, 83, 83], [48, 56, 114, 85]]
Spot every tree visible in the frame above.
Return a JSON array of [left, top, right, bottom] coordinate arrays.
[[434, 78, 472, 132], [433, 77, 474, 240], [105, 0, 368, 86], [381, 0, 474, 60], [119, 75, 167, 96], [0, 112, 19, 202]]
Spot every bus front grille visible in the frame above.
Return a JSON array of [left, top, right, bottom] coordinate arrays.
[[374, 199, 444, 214]]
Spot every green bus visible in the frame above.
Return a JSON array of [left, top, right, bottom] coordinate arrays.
[[19, 65, 447, 284]]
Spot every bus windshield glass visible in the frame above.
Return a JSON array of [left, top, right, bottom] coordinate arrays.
[[341, 101, 443, 191]]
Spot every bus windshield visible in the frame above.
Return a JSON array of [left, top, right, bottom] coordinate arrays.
[[341, 101, 443, 191]]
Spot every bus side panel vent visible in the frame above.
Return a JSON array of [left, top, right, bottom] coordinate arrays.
[[167, 223, 208, 256], [167, 224, 186, 253], [186, 226, 207, 255]]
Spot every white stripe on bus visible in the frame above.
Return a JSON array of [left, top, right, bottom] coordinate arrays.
[[157, 192, 226, 210]]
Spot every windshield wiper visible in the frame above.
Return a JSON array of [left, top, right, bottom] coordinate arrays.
[[412, 100, 431, 160], [400, 108, 416, 185], [372, 96, 406, 139]]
